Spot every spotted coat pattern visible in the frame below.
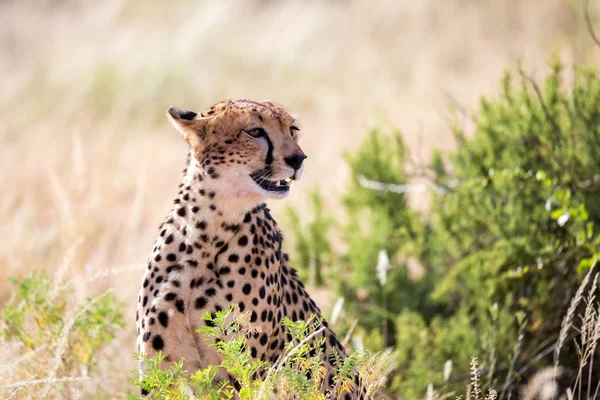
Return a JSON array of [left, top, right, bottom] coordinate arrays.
[[136, 100, 366, 399]]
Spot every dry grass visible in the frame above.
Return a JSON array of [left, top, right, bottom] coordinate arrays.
[[1, 0, 599, 396], [443, 267, 600, 400]]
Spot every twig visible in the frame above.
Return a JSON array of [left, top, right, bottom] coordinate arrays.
[[51, 237, 85, 299], [522, 73, 564, 144], [583, 0, 600, 50], [0, 345, 47, 374], [359, 163, 600, 197], [437, 83, 474, 123], [555, 265, 595, 366], [415, 122, 426, 170], [342, 319, 359, 349], [515, 333, 578, 381], [5, 375, 37, 400], [357, 174, 449, 195], [405, 122, 433, 179], [56, 263, 146, 292], [274, 327, 327, 371], [500, 316, 526, 399], [2, 375, 89, 390]]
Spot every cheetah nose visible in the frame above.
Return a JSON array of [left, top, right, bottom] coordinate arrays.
[[284, 153, 307, 170]]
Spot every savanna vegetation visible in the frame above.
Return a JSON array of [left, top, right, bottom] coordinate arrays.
[[287, 62, 600, 399], [2, 0, 600, 399], [4, 61, 600, 399]]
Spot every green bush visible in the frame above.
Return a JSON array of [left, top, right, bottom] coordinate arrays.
[[0, 271, 125, 398], [421, 62, 600, 396], [339, 127, 438, 344], [288, 62, 600, 398]]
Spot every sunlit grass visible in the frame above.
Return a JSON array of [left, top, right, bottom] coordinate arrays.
[[0, 0, 599, 397]]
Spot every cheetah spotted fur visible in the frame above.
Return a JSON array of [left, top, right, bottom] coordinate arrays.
[[136, 100, 366, 399]]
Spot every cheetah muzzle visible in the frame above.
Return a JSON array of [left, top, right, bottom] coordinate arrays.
[[250, 168, 293, 193]]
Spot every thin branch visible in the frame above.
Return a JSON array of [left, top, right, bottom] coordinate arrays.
[[523, 73, 564, 145], [357, 174, 449, 195], [341, 319, 359, 348], [274, 327, 327, 371], [584, 0, 600, 49], [406, 122, 429, 174], [5, 375, 37, 400], [0, 345, 47, 374], [437, 83, 474, 123], [2, 376, 89, 390], [415, 121, 426, 169]]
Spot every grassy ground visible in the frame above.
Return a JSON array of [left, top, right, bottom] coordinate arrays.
[[1, 0, 599, 397]]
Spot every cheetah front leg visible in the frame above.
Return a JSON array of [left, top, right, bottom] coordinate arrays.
[[138, 293, 229, 396]]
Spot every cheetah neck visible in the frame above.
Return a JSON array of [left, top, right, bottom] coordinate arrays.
[[167, 157, 263, 241]]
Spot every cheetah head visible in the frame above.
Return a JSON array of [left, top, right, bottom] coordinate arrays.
[[167, 99, 306, 202]]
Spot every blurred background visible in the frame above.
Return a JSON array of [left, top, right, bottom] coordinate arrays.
[[1, 0, 600, 398]]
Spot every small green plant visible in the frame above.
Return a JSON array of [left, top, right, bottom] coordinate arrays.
[[133, 353, 192, 400], [132, 305, 395, 399], [0, 271, 125, 399]]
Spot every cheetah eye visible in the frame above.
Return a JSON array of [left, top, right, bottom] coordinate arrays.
[[244, 127, 267, 138], [290, 126, 299, 137]]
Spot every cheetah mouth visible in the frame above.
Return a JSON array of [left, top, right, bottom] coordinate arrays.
[[250, 172, 292, 193]]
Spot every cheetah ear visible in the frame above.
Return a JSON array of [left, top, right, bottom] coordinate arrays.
[[167, 106, 208, 150]]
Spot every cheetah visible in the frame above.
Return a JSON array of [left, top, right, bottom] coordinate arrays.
[[136, 100, 365, 399]]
